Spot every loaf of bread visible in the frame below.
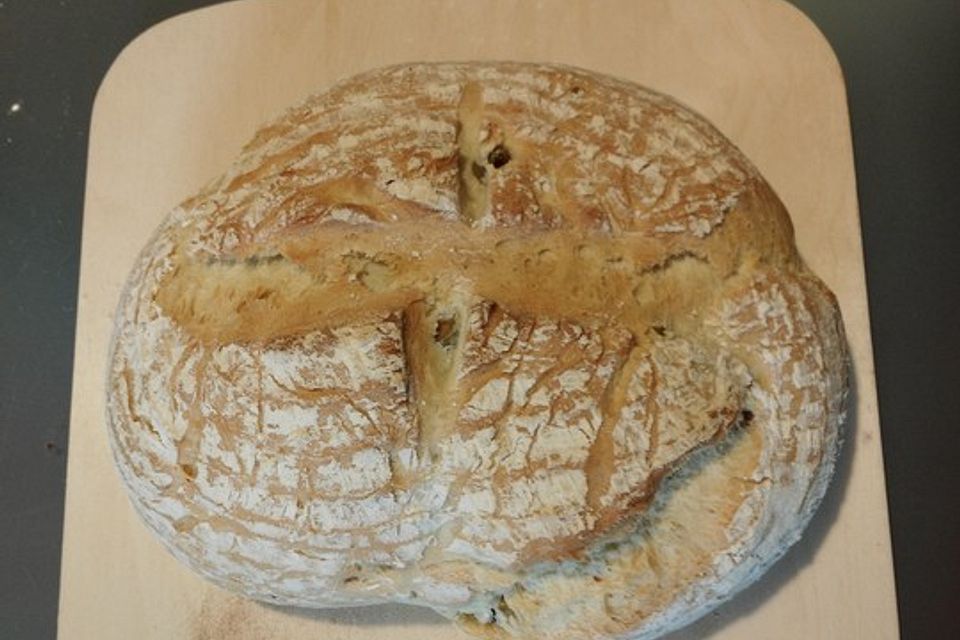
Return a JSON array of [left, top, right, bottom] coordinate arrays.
[[107, 62, 848, 639]]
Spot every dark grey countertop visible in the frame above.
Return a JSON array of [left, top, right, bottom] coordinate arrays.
[[1, 1, 958, 638]]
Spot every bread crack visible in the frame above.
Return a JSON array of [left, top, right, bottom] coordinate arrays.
[[456, 81, 489, 226], [402, 295, 471, 463]]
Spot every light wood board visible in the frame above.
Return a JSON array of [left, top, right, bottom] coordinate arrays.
[[59, 1, 899, 638]]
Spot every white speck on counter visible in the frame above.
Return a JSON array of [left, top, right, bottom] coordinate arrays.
[[8, 101, 22, 115]]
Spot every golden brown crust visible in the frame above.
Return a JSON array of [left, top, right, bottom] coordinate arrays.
[[107, 62, 847, 639]]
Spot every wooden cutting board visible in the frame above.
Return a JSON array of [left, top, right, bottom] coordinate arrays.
[[59, 1, 899, 638]]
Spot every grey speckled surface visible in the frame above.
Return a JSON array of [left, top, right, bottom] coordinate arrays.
[[0, 1, 958, 638]]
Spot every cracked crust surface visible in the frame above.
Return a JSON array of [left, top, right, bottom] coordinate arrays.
[[107, 62, 848, 639]]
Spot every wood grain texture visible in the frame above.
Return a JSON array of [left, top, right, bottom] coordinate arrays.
[[58, 1, 898, 638]]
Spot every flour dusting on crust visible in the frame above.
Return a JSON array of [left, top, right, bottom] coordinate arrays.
[[107, 63, 847, 639]]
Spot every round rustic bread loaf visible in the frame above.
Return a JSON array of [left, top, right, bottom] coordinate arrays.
[[107, 62, 848, 639]]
